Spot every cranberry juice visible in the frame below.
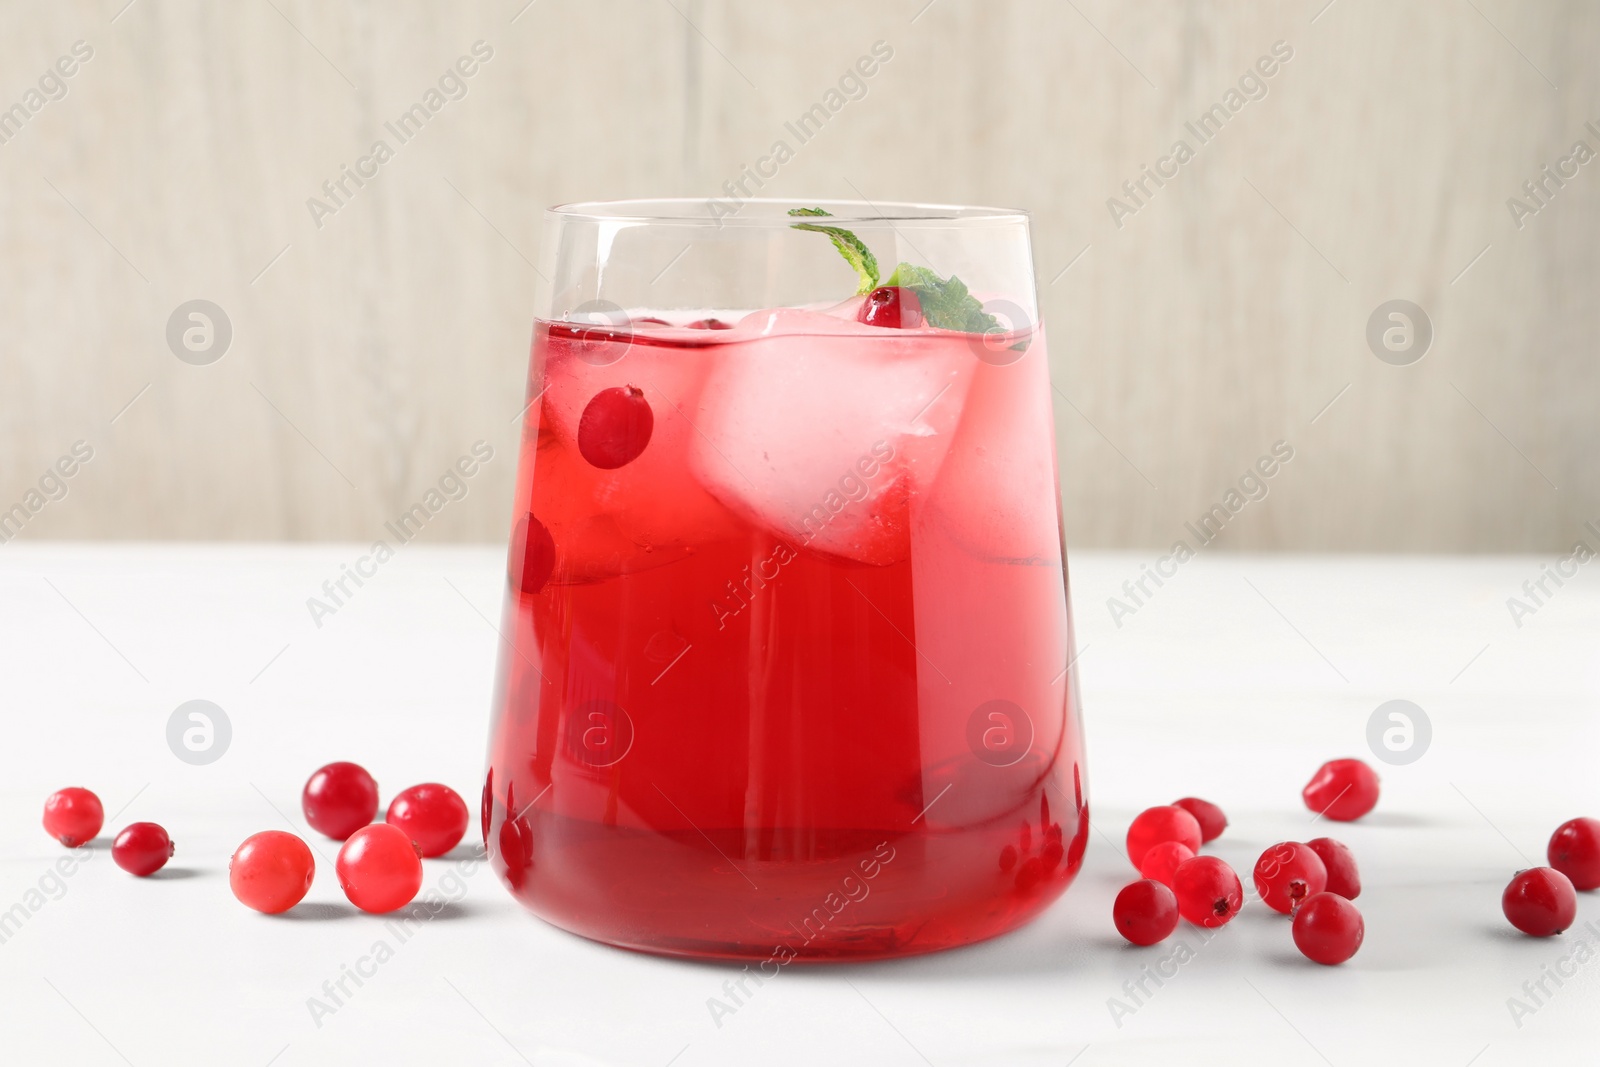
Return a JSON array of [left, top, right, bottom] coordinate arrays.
[[486, 307, 1086, 960]]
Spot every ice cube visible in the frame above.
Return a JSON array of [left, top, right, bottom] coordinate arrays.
[[531, 326, 740, 582], [687, 310, 973, 565]]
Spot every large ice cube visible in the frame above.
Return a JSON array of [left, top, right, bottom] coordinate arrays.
[[687, 310, 973, 565]]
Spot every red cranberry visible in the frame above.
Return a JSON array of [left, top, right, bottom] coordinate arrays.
[[509, 514, 556, 595], [1548, 817, 1600, 891], [1306, 837, 1361, 899], [230, 830, 315, 914], [1172, 797, 1227, 843], [1253, 842, 1328, 914], [686, 317, 733, 330], [1503, 867, 1577, 937], [42, 788, 103, 848], [577, 385, 654, 469], [1302, 759, 1380, 821], [1138, 841, 1194, 889], [480, 770, 494, 848], [1171, 855, 1243, 927], [1292, 892, 1364, 964], [1125, 805, 1203, 869], [857, 286, 924, 329], [336, 824, 424, 914], [112, 822, 174, 876], [301, 762, 379, 840], [633, 316, 670, 326], [498, 782, 534, 891], [1113, 879, 1180, 946], [386, 783, 469, 858]]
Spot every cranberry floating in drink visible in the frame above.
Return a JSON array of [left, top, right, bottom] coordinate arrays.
[[485, 200, 1085, 960]]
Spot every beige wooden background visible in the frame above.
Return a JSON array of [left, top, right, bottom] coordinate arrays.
[[2, 0, 1596, 551]]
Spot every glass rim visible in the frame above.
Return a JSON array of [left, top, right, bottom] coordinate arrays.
[[546, 197, 1031, 227]]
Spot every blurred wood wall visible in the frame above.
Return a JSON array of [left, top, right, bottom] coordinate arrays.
[[1, 0, 1596, 551]]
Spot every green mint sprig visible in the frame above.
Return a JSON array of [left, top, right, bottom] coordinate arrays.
[[788, 207, 879, 295], [788, 207, 1008, 337], [883, 263, 1000, 334]]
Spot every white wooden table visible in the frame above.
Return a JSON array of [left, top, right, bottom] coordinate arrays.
[[0, 545, 1594, 1065]]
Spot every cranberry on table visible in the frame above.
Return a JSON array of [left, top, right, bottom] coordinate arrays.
[[112, 822, 174, 876], [1503, 867, 1577, 937], [1547, 817, 1600, 891], [337, 823, 424, 914], [578, 385, 654, 470], [302, 761, 380, 840], [509, 515, 557, 596], [43, 787, 104, 848], [1172, 797, 1227, 843], [387, 783, 470, 858], [1172, 855, 1243, 928], [1302, 758, 1380, 821], [1292, 892, 1364, 965], [857, 286, 924, 329], [1138, 841, 1194, 889], [1306, 837, 1361, 899], [686, 317, 733, 329], [1253, 842, 1328, 915], [1114, 880, 1180, 946], [1125, 805, 1203, 869], [230, 831, 315, 914]]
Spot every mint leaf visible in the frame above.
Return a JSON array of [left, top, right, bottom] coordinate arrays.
[[788, 207, 879, 295], [885, 262, 1002, 334]]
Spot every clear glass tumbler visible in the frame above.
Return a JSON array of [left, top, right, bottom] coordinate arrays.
[[484, 199, 1086, 961]]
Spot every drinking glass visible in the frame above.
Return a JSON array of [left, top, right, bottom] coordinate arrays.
[[484, 198, 1086, 961]]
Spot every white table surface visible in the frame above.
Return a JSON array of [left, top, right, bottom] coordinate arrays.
[[1, 544, 1596, 1066]]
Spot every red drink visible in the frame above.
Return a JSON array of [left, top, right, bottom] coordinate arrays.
[[485, 300, 1087, 961]]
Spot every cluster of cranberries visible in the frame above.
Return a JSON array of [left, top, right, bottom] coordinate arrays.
[[1500, 817, 1600, 937], [43, 787, 175, 876], [1113, 760, 1377, 966], [43, 764, 469, 917]]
